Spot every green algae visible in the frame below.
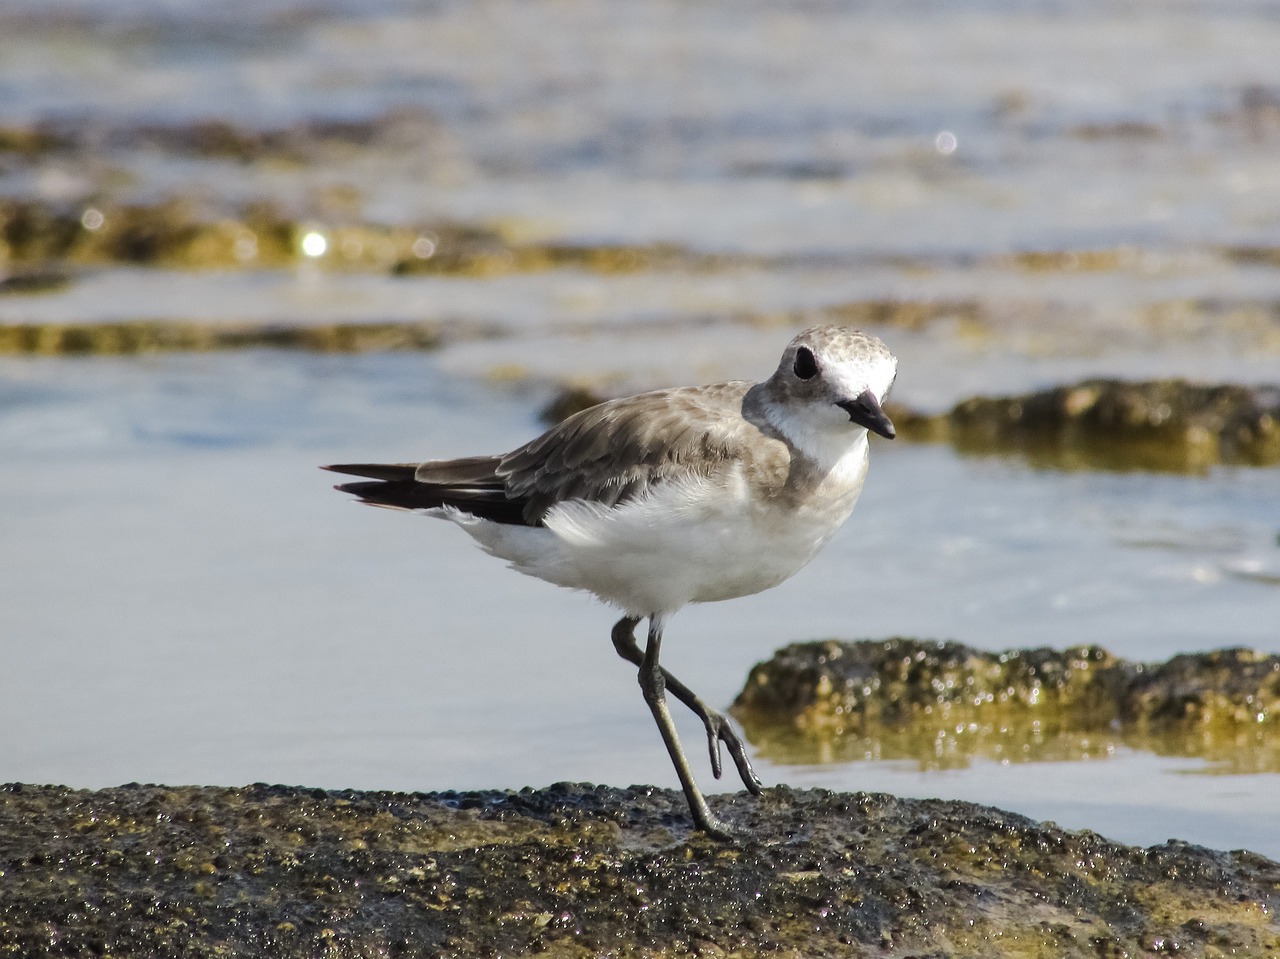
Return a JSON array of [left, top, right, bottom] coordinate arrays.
[[732, 640, 1280, 773]]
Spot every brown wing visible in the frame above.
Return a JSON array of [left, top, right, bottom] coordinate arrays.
[[328, 380, 788, 526], [496, 381, 784, 522]]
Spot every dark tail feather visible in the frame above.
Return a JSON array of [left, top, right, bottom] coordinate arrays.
[[323, 463, 419, 482], [333, 479, 438, 510], [330, 477, 533, 526]]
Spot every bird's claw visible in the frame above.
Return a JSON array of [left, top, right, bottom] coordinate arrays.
[[700, 710, 763, 795], [707, 728, 725, 779]]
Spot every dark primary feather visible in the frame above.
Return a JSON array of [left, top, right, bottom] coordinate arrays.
[[325, 380, 791, 527], [331, 478, 530, 524], [324, 459, 528, 524], [323, 463, 419, 482]]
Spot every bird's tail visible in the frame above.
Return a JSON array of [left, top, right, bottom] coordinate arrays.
[[323, 461, 531, 525]]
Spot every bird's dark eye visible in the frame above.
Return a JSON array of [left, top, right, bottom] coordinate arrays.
[[793, 346, 819, 380]]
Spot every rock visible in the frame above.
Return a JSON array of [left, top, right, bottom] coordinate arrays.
[[732, 639, 1280, 773], [806, 298, 983, 331], [896, 379, 1280, 470], [0, 320, 444, 356], [0, 111, 441, 164], [540, 385, 610, 424], [0, 782, 1276, 957], [0, 270, 71, 295]]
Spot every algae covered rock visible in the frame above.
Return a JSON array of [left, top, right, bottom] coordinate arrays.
[[0, 319, 445, 356], [0, 196, 709, 280], [899, 379, 1280, 470], [732, 639, 1280, 772], [1, 782, 1277, 958]]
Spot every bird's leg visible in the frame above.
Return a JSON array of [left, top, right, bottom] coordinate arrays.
[[631, 615, 741, 839], [611, 617, 763, 795]]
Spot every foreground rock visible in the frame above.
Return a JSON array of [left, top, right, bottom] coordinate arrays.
[[896, 379, 1280, 470], [1, 783, 1277, 958], [733, 640, 1280, 773]]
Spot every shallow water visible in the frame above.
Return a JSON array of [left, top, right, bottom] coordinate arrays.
[[2, 351, 1278, 857], [2, 0, 1280, 857]]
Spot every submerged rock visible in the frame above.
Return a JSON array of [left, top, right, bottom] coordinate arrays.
[[0, 782, 1276, 958], [0, 197, 459, 272], [0, 320, 444, 355], [897, 379, 1280, 470], [733, 639, 1280, 773], [0, 196, 715, 279], [803, 297, 983, 331], [541, 385, 610, 424], [0, 270, 71, 295], [0, 111, 443, 164]]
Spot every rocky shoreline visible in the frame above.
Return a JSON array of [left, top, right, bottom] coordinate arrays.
[[2, 782, 1277, 958], [3, 642, 1277, 956]]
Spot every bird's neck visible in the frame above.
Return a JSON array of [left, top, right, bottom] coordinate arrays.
[[745, 381, 870, 480]]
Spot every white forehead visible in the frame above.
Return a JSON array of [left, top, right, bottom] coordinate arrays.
[[826, 352, 898, 396]]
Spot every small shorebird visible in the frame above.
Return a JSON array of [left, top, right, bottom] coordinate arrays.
[[326, 325, 897, 837]]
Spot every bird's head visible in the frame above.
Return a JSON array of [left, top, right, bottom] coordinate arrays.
[[765, 325, 898, 441]]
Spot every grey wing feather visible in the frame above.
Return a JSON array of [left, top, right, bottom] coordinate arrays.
[[498, 381, 774, 523], [327, 381, 787, 527], [412, 455, 505, 486]]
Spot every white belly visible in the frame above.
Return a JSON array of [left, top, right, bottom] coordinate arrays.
[[439, 445, 870, 618]]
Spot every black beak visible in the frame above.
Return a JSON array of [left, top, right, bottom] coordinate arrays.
[[837, 390, 895, 439]]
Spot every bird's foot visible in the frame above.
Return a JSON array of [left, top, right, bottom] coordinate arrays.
[[687, 801, 750, 841], [699, 708, 764, 796]]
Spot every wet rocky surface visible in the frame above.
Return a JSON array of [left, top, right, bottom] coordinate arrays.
[[1, 781, 1277, 958], [7, 186, 1280, 289], [733, 640, 1280, 773], [0, 196, 527, 274], [0, 112, 443, 165], [894, 379, 1280, 470], [0, 318, 446, 356]]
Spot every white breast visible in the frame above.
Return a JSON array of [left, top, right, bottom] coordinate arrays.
[[441, 435, 871, 618]]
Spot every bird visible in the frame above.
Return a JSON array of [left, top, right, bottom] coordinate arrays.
[[325, 325, 897, 838]]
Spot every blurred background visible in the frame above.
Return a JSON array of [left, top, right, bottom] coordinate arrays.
[[1, 0, 1278, 854]]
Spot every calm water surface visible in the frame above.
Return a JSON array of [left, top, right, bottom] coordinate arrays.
[[2, 351, 1277, 856], [1, 0, 1279, 856]]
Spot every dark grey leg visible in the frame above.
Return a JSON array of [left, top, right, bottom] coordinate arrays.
[[611, 617, 763, 795], [632, 615, 741, 839]]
